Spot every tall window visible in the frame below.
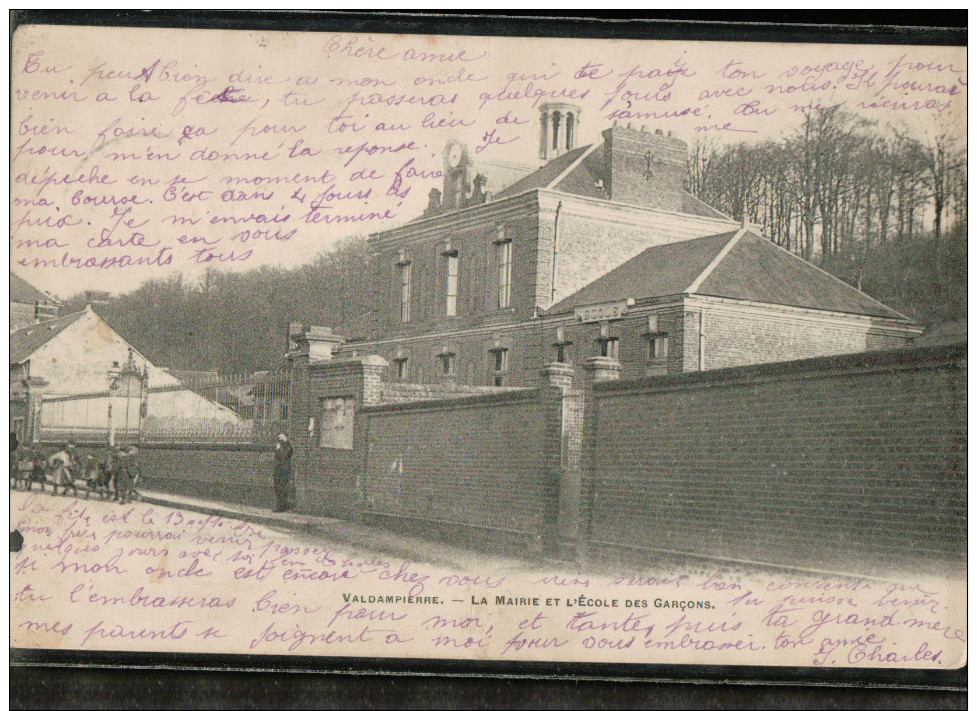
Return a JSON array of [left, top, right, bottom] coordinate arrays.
[[644, 315, 668, 361], [399, 260, 412, 323], [491, 347, 509, 387], [496, 238, 512, 309], [648, 336, 668, 360], [445, 252, 459, 316]]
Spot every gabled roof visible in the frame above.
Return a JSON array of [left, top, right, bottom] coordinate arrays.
[[10, 309, 87, 364], [548, 231, 739, 313], [547, 229, 909, 320], [492, 145, 593, 200], [10, 272, 58, 305], [699, 231, 906, 318], [490, 142, 733, 221]]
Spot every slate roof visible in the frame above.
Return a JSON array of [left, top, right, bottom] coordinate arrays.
[[10, 272, 58, 305], [547, 230, 908, 320], [10, 309, 87, 364], [548, 232, 738, 313], [682, 193, 730, 219], [492, 145, 593, 201], [490, 142, 731, 219]]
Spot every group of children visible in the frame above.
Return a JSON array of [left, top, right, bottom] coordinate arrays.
[[10, 440, 141, 503]]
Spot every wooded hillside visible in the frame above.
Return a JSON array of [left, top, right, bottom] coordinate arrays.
[[62, 236, 373, 374]]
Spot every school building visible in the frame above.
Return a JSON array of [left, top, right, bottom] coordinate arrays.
[[332, 105, 921, 385], [124, 108, 963, 574]]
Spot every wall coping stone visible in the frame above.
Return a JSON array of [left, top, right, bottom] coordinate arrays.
[[363, 387, 539, 415], [595, 342, 967, 396]]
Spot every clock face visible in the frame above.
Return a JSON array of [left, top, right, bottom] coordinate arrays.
[[447, 143, 463, 168]]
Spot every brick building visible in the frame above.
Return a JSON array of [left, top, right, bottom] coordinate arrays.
[[334, 107, 921, 385]]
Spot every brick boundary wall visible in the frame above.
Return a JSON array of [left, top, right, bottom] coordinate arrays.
[[361, 386, 564, 554], [32, 441, 276, 509], [136, 443, 276, 509], [50, 342, 959, 571], [583, 343, 966, 574]]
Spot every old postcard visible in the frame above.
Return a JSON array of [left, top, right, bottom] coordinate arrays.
[[9, 17, 966, 678]]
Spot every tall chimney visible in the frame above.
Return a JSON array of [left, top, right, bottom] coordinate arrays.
[[601, 125, 687, 211]]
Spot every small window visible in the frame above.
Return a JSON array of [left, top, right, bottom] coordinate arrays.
[[648, 336, 668, 360], [598, 337, 619, 360], [553, 326, 573, 364], [438, 352, 456, 376], [644, 316, 669, 362], [394, 358, 409, 380], [320, 397, 355, 449]]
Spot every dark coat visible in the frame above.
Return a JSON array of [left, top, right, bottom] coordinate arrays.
[[274, 439, 293, 475]]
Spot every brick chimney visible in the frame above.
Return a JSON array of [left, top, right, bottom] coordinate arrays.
[[601, 124, 687, 211]]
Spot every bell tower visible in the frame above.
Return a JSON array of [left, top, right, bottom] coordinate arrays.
[[539, 102, 581, 162]]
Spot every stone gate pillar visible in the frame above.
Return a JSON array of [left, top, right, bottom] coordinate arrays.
[[539, 362, 575, 556], [578, 356, 621, 563]]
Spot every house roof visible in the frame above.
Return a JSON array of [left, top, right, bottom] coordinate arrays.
[[491, 142, 732, 220], [547, 229, 909, 320], [10, 272, 58, 305], [548, 231, 738, 313], [492, 145, 594, 200], [10, 309, 87, 364]]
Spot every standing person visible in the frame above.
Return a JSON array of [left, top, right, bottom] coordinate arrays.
[[125, 445, 142, 502], [80, 454, 99, 500], [114, 447, 133, 505], [48, 444, 77, 496], [23, 447, 46, 492], [273, 433, 293, 512], [102, 445, 122, 501], [10, 431, 20, 489], [95, 446, 115, 500]]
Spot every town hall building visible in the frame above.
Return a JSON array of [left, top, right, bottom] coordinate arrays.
[[330, 104, 921, 385]]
